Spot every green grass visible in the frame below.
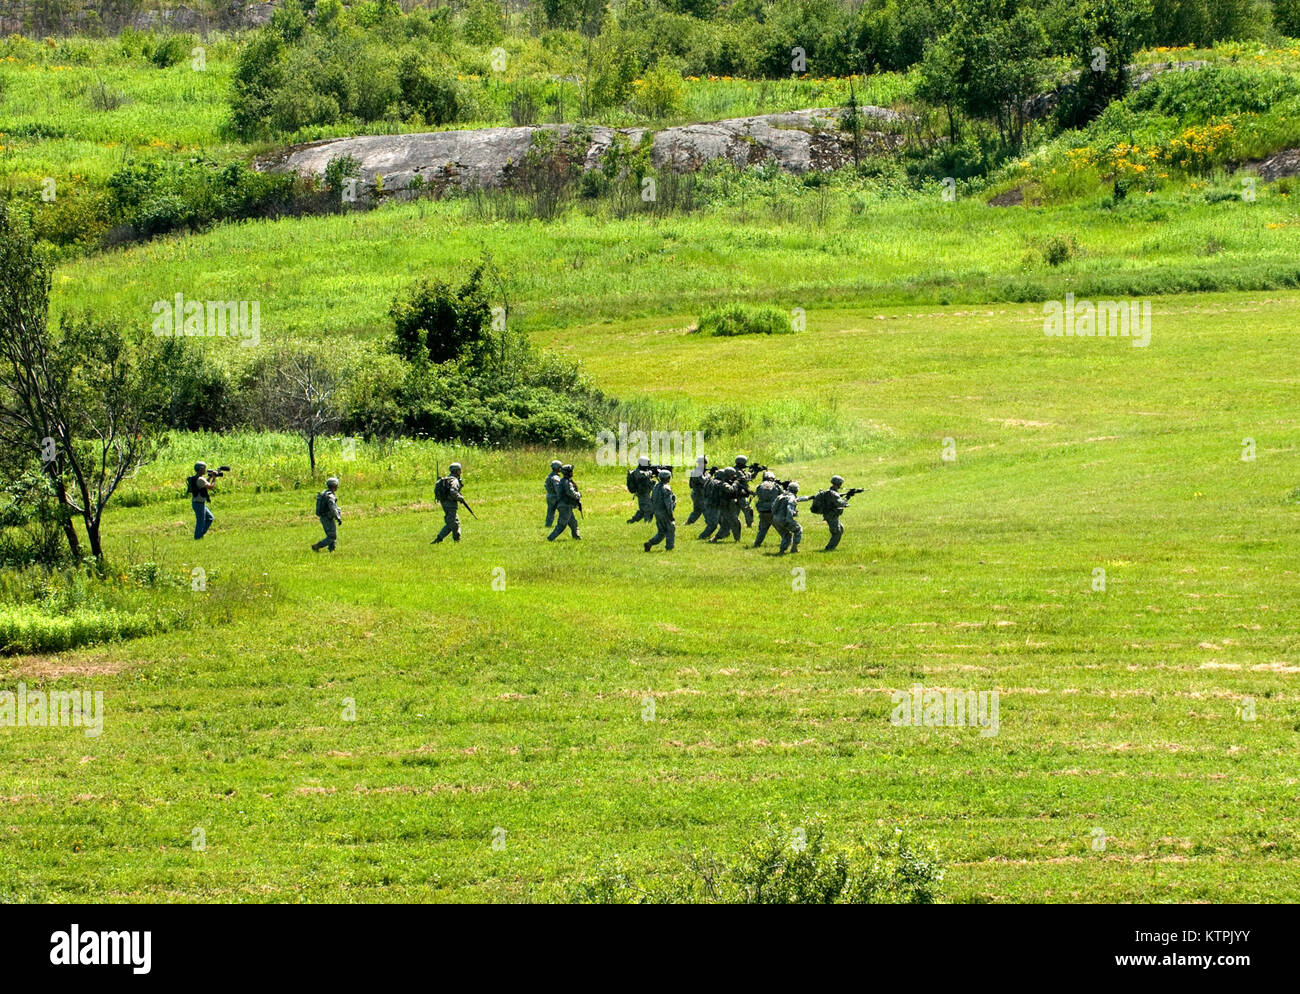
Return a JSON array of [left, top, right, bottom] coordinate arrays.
[[0, 31, 897, 201], [5, 31, 1300, 904], [50, 176, 1300, 345], [1, 294, 1297, 902]]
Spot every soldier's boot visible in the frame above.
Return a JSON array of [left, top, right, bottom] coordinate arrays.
[[644, 541, 652, 552]]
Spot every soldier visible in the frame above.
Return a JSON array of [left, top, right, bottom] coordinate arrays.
[[548, 464, 582, 541], [772, 481, 812, 555], [312, 476, 342, 553], [644, 469, 676, 552], [752, 471, 782, 547], [544, 459, 563, 527], [626, 456, 656, 524], [733, 455, 755, 527], [685, 454, 709, 525], [187, 461, 215, 540], [710, 467, 743, 543], [432, 462, 464, 544], [697, 462, 722, 540], [813, 475, 850, 551]]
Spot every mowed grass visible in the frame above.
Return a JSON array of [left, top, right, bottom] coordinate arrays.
[[1, 296, 1298, 902]]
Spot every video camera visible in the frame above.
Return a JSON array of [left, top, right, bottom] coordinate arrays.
[[206, 465, 232, 479]]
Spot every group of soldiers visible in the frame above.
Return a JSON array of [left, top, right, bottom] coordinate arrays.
[[621, 454, 860, 554], [188, 455, 859, 555], [429, 454, 859, 554]]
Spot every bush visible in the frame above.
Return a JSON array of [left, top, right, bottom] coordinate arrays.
[[461, 0, 506, 45], [390, 268, 492, 364], [696, 301, 795, 336], [150, 33, 195, 69], [0, 473, 70, 569], [572, 821, 944, 904], [632, 58, 686, 119], [398, 52, 463, 125], [106, 158, 296, 239], [1041, 233, 1076, 266], [31, 188, 111, 252], [1129, 65, 1300, 122], [0, 604, 165, 654]]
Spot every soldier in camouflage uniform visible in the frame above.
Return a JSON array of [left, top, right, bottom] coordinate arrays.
[[733, 455, 755, 527], [548, 464, 582, 541], [814, 475, 851, 551], [312, 476, 342, 553], [685, 455, 709, 525], [752, 471, 782, 548], [544, 459, 563, 527], [697, 463, 722, 540], [772, 481, 812, 555], [432, 462, 464, 544], [709, 467, 744, 543], [644, 469, 676, 552], [626, 456, 657, 524]]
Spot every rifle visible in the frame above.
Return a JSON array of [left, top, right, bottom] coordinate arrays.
[[843, 488, 865, 501], [437, 461, 477, 518]]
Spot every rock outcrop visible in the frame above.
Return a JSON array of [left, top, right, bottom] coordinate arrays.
[[1255, 148, 1300, 181], [268, 107, 905, 197]]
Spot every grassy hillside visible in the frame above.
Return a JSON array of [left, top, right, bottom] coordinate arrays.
[[50, 174, 1300, 345]]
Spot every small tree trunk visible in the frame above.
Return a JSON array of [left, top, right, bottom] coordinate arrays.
[[86, 518, 103, 560], [308, 434, 316, 475]]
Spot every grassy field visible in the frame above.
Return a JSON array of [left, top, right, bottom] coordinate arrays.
[[1, 290, 1297, 902], [4, 25, 1300, 903]]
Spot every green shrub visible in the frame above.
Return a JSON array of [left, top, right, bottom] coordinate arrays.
[[461, 0, 506, 45], [1042, 233, 1076, 267], [397, 52, 463, 125], [1130, 65, 1300, 122], [632, 57, 686, 119], [106, 158, 296, 239], [31, 188, 111, 253], [150, 33, 196, 69], [391, 268, 493, 364], [696, 301, 795, 336], [0, 605, 165, 655], [572, 821, 945, 904]]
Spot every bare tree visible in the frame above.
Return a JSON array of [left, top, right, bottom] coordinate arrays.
[[265, 352, 340, 475]]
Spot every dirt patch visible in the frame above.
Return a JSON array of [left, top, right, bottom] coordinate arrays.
[[1, 653, 140, 681], [988, 186, 1025, 207]]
